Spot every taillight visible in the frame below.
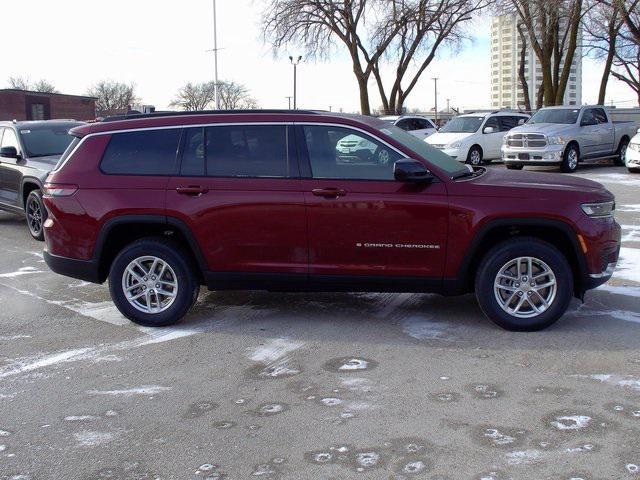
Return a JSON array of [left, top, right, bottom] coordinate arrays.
[[43, 183, 78, 197]]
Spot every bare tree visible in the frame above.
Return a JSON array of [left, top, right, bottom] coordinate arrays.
[[86, 80, 139, 115], [32, 79, 58, 93], [218, 81, 259, 109], [171, 81, 258, 111], [263, 0, 409, 115], [583, 0, 622, 104], [510, 0, 587, 106], [611, 9, 640, 105], [372, 0, 493, 114], [615, 0, 639, 44], [170, 82, 216, 111], [516, 21, 532, 110], [8, 76, 58, 93]]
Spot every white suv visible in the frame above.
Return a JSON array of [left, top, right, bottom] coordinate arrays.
[[380, 115, 437, 138], [626, 128, 640, 173], [426, 111, 529, 165]]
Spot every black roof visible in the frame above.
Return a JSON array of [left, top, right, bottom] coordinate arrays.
[[101, 109, 326, 123]]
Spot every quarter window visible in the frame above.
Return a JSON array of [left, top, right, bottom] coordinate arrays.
[[303, 125, 402, 181], [101, 129, 181, 175]]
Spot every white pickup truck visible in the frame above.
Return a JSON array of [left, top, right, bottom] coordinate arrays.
[[502, 105, 637, 173]]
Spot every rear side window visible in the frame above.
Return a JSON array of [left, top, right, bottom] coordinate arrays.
[[181, 125, 289, 178], [101, 129, 181, 175], [498, 116, 520, 131]]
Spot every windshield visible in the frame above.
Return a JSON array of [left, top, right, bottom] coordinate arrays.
[[440, 116, 484, 133], [19, 123, 83, 158], [529, 109, 579, 125], [378, 125, 468, 177]]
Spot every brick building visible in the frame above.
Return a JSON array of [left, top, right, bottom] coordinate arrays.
[[0, 89, 96, 121]]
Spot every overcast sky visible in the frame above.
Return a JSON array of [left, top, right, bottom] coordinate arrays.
[[3, 0, 638, 112]]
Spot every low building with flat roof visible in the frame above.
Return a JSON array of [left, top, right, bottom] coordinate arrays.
[[0, 89, 96, 121]]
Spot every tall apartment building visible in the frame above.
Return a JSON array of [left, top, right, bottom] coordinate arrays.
[[490, 13, 582, 110]]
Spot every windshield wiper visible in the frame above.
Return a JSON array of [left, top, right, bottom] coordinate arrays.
[[29, 153, 60, 158]]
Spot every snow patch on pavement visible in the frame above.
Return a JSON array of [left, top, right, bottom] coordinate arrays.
[[248, 338, 304, 363], [401, 315, 450, 340], [74, 430, 116, 447], [86, 386, 171, 397], [0, 267, 41, 278], [506, 449, 543, 465], [618, 204, 640, 212], [613, 248, 640, 283], [551, 415, 591, 431], [577, 374, 640, 391], [0, 347, 94, 378]]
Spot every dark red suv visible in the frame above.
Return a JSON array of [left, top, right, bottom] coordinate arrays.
[[42, 111, 621, 331]]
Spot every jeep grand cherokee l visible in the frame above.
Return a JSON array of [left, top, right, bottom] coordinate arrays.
[[0, 120, 84, 239], [42, 111, 621, 331]]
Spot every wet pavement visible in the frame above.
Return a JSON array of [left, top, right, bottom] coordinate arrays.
[[0, 164, 639, 479]]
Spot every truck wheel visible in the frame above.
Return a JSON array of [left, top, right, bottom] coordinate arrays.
[[466, 146, 483, 166], [615, 139, 629, 167], [560, 145, 579, 173], [475, 237, 573, 332], [26, 190, 47, 241], [109, 237, 199, 327], [506, 164, 523, 170]]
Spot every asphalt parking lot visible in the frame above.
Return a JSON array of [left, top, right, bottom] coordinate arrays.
[[0, 163, 639, 480]]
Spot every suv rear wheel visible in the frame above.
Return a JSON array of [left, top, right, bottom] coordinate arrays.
[[109, 238, 199, 327], [26, 189, 46, 241], [475, 238, 573, 331]]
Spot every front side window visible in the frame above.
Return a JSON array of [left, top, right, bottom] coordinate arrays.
[[440, 116, 484, 133], [304, 126, 402, 180], [1, 129, 20, 151], [498, 116, 520, 131], [484, 117, 500, 131], [101, 128, 181, 175]]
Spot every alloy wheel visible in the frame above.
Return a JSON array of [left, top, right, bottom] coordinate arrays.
[[493, 256, 557, 319], [568, 149, 578, 170], [470, 149, 481, 165], [122, 256, 179, 314], [27, 197, 43, 236]]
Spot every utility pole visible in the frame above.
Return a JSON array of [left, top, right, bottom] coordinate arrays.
[[212, 0, 220, 109], [289, 55, 302, 109], [432, 77, 439, 125], [446, 98, 450, 113], [285, 96, 293, 109]]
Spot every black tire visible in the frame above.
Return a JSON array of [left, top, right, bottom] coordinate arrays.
[[506, 164, 524, 170], [108, 237, 199, 327], [26, 189, 46, 241], [560, 144, 579, 173], [475, 237, 573, 332], [466, 146, 483, 166], [615, 139, 629, 167]]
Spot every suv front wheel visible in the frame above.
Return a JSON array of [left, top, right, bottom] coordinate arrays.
[[109, 238, 199, 327], [475, 238, 573, 331]]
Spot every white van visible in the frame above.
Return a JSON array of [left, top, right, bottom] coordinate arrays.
[[426, 111, 529, 165]]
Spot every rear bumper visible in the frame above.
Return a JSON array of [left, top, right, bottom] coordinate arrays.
[[43, 250, 102, 284]]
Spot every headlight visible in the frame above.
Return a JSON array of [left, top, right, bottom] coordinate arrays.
[[449, 141, 462, 149], [629, 142, 640, 152], [548, 136, 567, 145], [581, 201, 615, 218]]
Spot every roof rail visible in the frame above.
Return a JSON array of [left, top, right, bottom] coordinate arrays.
[[101, 109, 325, 123]]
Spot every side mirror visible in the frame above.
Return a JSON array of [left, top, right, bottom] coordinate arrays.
[[0, 146, 18, 159], [483, 126, 495, 134], [394, 159, 434, 183], [518, 119, 526, 125]]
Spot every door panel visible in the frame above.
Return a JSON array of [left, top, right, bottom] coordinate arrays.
[[165, 125, 307, 274], [0, 128, 22, 206], [481, 116, 503, 159], [298, 124, 448, 278]]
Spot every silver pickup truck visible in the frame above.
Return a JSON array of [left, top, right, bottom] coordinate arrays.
[[502, 105, 637, 173]]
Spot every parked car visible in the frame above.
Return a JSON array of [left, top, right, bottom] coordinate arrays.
[[0, 120, 84, 240], [379, 115, 438, 138], [502, 105, 637, 173], [43, 110, 620, 332], [426, 111, 529, 165], [626, 128, 640, 173]]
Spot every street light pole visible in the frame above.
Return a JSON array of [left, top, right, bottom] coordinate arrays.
[[213, 0, 220, 110], [289, 55, 302, 109], [432, 77, 439, 125]]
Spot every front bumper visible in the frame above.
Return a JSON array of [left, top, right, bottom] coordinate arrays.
[[581, 217, 621, 291], [502, 145, 565, 165], [44, 250, 102, 284], [432, 146, 464, 162]]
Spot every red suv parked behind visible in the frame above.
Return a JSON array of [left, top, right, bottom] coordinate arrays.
[[43, 111, 621, 331]]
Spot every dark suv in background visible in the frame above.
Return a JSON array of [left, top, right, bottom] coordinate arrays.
[[0, 120, 84, 239], [43, 111, 620, 331]]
